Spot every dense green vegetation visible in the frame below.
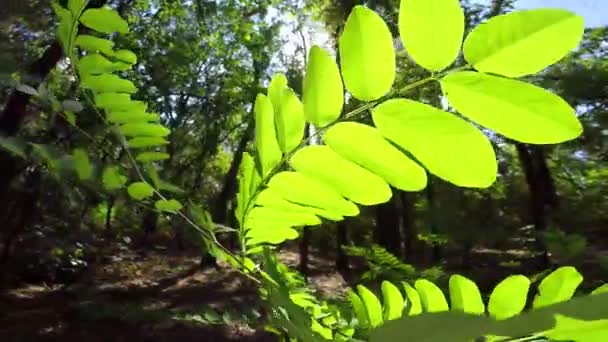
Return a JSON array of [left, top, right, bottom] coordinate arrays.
[[0, 0, 606, 341]]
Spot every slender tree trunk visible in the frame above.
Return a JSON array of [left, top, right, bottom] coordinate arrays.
[[426, 179, 442, 263], [399, 191, 416, 260], [105, 197, 115, 234], [299, 227, 310, 277], [375, 191, 402, 256], [336, 220, 349, 272]]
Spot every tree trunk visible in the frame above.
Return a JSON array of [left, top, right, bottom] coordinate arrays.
[[299, 227, 310, 277], [375, 191, 402, 256], [426, 179, 442, 263], [105, 197, 115, 232], [336, 220, 349, 272], [399, 191, 416, 260]]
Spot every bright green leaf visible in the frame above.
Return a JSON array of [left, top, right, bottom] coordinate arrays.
[[303, 46, 343, 126], [246, 207, 321, 228], [545, 315, 608, 341], [441, 71, 582, 144], [119, 123, 170, 137], [79, 7, 129, 34], [254, 94, 282, 176], [107, 110, 159, 124], [51, 3, 73, 53], [102, 166, 127, 190], [68, 0, 85, 17], [127, 182, 154, 200], [592, 284, 608, 295], [533, 266, 583, 308], [324, 122, 426, 191], [399, 0, 464, 71], [127, 137, 168, 148], [256, 189, 344, 221], [72, 148, 92, 180], [95, 93, 147, 112], [267, 73, 288, 110], [267, 171, 359, 217], [463, 8, 584, 77], [449, 274, 485, 314], [74, 35, 115, 55], [357, 284, 384, 328], [372, 98, 496, 188], [155, 199, 183, 213], [78, 54, 120, 75], [81, 74, 137, 93], [289, 145, 391, 205], [402, 282, 422, 315], [382, 281, 405, 321], [136, 152, 170, 162], [112, 49, 137, 64], [348, 290, 369, 327], [274, 88, 305, 153], [415, 279, 449, 313], [488, 275, 530, 320], [339, 5, 395, 101]]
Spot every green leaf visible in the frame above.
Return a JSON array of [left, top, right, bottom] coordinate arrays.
[[357, 285, 384, 328], [102, 166, 127, 190], [246, 207, 321, 228], [74, 35, 115, 55], [274, 88, 305, 153], [348, 289, 370, 327], [127, 182, 154, 200], [339, 5, 395, 101], [256, 190, 344, 221], [158, 180, 184, 194], [372, 98, 496, 188], [107, 110, 159, 124], [441, 71, 582, 144], [267, 171, 359, 217], [488, 275, 530, 320], [415, 279, 449, 313], [402, 282, 422, 315], [382, 281, 405, 321], [95, 93, 147, 112], [463, 8, 584, 78], [72, 148, 92, 180], [155, 199, 183, 213], [545, 315, 608, 341], [51, 3, 73, 53], [449, 274, 485, 314], [398, 0, 464, 71], [78, 54, 124, 75], [79, 7, 129, 34], [63, 111, 76, 126], [235, 153, 255, 226], [136, 152, 170, 162], [246, 226, 298, 246], [592, 284, 608, 295], [254, 94, 282, 176], [62, 100, 83, 113], [289, 145, 391, 205], [112, 49, 137, 64], [267, 73, 288, 110], [81, 74, 137, 93], [0, 137, 27, 158], [324, 122, 426, 191], [127, 137, 168, 148], [533, 266, 583, 308], [68, 0, 85, 17], [119, 123, 170, 137], [302, 46, 343, 126]]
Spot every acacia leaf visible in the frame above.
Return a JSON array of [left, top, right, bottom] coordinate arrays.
[[449, 274, 485, 314], [382, 281, 405, 321], [415, 279, 449, 313], [463, 8, 584, 77], [348, 289, 370, 327], [72, 148, 92, 180], [488, 275, 530, 320], [127, 137, 168, 148], [119, 123, 170, 137], [399, 0, 464, 71], [441, 71, 582, 144], [81, 74, 137, 93], [357, 285, 384, 328], [303, 46, 343, 126], [533, 266, 583, 308], [372, 98, 496, 188], [254, 94, 282, 176], [324, 122, 426, 191], [275, 88, 305, 153], [268, 73, 288, 110], [289, 145, 392, 205], [102, 166, 127, 190], [155, 199, 183, 213], [339, 5, 395, 101], [74, 35, 115, 55], [79, 7, 129, 34], [402, 282, 422, 315], [127, 182, 154, 200], [136, 152, 170, 162]]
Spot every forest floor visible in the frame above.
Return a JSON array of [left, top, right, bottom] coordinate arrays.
[[1, 230, 607, 342]]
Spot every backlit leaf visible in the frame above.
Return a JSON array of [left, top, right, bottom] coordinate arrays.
[[256, 189, 344, 221], [382, 281, 405, 321], [267, 73, 288, 110], [74, 35, 115, 55], [79, 7, 129, 34], [68, 0, 85, 17], [289, 145, 391, 205], [415, 279, 449, 313], [339, 5, 395, 101], [254, 94, 282, 176], [545, 315, 608, 341], [81, 74, 137, 93], [127, 182, 154, 200], [592, 284, 608, 295], [399, 0, 464, 71], [488, 275, 530, 320], [102, 166, 127, 190], [533, 266, 583, 308], [402, 282, 422, 315], [155, 199, 183, 213], [127, 137, 168, 148], [119, 123, 170, 137], [449, 274, 485, 314], [136, 152, 170, 162], [324, 122, 426, 191], [463, 8, 584, 77], [303, 46, 343, 126], [95, 93, 147, 112], [51, 3, 73, 53], [441, 71, 582, 144], [246, 207, 321, 228], [78, 54, 121, 75], [267, 171, 359, 217], [275, 88, 305, 153], [348, 289, 369, 327], [112, 49, 137, 64], [372, 98, 496, 188], [107, 110, 159, 124], [357, 285, 384, 328], [72, 148, 92, 180]]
